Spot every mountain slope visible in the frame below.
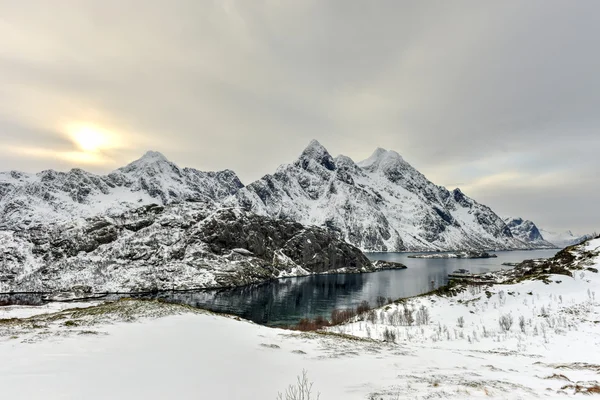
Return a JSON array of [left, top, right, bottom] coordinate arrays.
[[0, 202, 375, 293], [503, 217, 556, 248], [0, 151, 243, 230], [228, 140, 538, 252]]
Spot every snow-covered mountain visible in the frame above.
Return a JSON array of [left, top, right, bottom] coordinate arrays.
[[228, 140, 543, 252], [503, 217, 556, 248], [0, 202, 375, 293], [0, 151, 243, 230], [538, 229, 594, 248], [0, 144, 554, 253]]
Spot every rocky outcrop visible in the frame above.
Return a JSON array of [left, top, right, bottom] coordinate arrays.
[[0, 202, 373, 294]]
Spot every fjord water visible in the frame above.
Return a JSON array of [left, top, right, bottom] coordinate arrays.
[[125, 249, 558, 326]]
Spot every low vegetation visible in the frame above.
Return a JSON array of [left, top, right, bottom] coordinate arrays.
[[282, 298, 394, 331], [277, 370, 320, 400]]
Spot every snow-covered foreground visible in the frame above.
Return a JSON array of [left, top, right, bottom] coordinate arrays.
[[0, 303, 560, 399], [1, 239, 599, 399]]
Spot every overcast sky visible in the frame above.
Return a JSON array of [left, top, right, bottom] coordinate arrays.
[[0, 1, 598, 234]]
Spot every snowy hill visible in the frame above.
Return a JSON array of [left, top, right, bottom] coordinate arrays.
[[228, 140, 545, 252], [330, 236, 600, 397], [504, 217, 556, 248], [0, 151, 243, 230], [539, 229, 594, 248]]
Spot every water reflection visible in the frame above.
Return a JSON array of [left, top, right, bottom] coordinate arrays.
[[0, 249, 558, 326], [118, 249, 558, 326]]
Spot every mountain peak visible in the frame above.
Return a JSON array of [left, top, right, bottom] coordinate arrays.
[[118, 150, 178, 174], [140, 150, 168, 162], [296, 140, 336, 171], [301, 139, 328, 157], [357, 147, 404, 171]]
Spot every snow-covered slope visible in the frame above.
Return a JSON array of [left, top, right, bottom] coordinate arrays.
[[330, 236, 600, 397], [1, 238, 599, 399], [504, 217, 556, 248], [228, 140, 541, 252], [0, 151, 243, 230], [539, 229, 594, 248], [0, 202, 375, 293]]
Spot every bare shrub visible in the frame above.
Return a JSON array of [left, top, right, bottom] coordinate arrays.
[[277, 370, 320, 400], [330, 308, 356, 325], [389, 309, 401, 326], [294, 316, 330, 331], [383, 327, 397, 342], [357, 300, 371, 315], [498, 290, 506, 306], [519, 315, 526, 333], [499, 314, 513, 332], [403, 304, 414, 326], [416, 305, 430, 326], [376, 296, 387, 308], [457, 316, 465, 328], [367, 310, 377, 324]]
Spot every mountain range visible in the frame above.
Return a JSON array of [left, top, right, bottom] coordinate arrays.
[[0, 140, 569, 252], [227, 141, 556, 251]]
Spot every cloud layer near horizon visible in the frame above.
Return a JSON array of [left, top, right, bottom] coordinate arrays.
[[0, 1, 598, 234]]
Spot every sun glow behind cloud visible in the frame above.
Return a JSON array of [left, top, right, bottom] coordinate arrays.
[[66, 123, 119, 153], [3, 122, 126, 168]]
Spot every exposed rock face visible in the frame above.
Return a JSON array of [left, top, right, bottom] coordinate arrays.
[[504, 217, 556, 248], [228, 140, 543, 252], [0, 202, 373, 293], [0, 151, 243, 230]]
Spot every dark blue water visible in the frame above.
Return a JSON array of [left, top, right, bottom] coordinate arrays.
[[120, 249, 558, 326], [1, 249, 557, 326]]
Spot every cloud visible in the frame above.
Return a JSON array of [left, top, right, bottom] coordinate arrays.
[[0, 0, 598, 233]]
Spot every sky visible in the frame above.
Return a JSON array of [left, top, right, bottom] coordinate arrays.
[[0, 0, 598, 234]]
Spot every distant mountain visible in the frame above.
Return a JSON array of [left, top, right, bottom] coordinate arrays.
[[539, 229, 594, 248], [227, 140, 545, 252], [503, 217, 556, 248], [0, 151, 242, 230]]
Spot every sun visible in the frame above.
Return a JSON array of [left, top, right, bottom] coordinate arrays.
[[72, 126, 107, 152]]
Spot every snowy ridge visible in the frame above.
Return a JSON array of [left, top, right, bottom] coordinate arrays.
[[0, 151, 243, 230], [229, 140, 548, 252]]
